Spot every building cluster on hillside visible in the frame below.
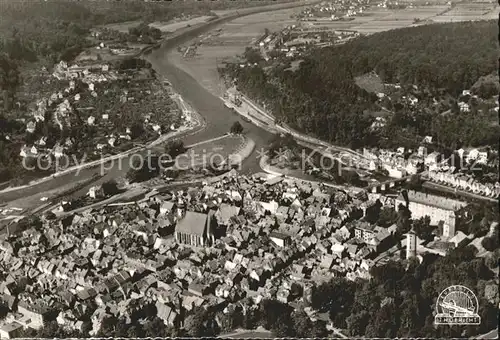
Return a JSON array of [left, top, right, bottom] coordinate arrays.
[[0, 168, 490, 338], [376, 0, 415, 9], [297, 0, 370, 21], [18, 60, 182, 165], [256, 25, 360, 59], [19, 61, 115, 160], [362, 143, 499, 198]]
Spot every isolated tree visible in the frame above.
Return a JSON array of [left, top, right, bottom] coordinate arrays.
[[243, 47, 263, 64], [268, 133, 298, 156], [129, 121, 145, 140], [44, 211, 57, 220], [377, 206, 398, 227], [407, 175, 423, 190], [184, 307, 215, 337], [481, 236, 499, 251], [126, 163, 141, 184], [485, 249, 500, 268], [126, 154, 160, 183], [396, 203, 412, 233], [340, 170, 361, 186], [102, 179, 120, 196], [164, 140, 186, 158], [412, 216, 434, 241], [230, 121, 244, 134]]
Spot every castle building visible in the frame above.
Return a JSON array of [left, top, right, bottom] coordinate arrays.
[[396, 190, 467, 239]]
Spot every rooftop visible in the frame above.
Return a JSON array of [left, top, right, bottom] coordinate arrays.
[[397, 190, 467, 211], [175, 211, 209, 236]]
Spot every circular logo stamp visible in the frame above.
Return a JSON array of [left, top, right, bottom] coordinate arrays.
[[435, 285, 481, 325]]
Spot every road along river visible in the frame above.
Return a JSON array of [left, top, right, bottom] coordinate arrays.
[[0, 1, 318, 206]]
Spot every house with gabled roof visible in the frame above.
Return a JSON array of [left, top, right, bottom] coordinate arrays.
[[156, 301, 180, 327], [160, 201, 175, 215]]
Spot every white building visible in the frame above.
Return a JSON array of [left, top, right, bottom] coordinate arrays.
[[396, 190, 467, 239], [26, 121, 36, 133], [458, 102, 470, 112], [406, 229, 417, 259], [53, 145, 64, 159], [88, 186, 104, 199], [424, 152, 440, 167], [384, 164, 406, 179], [476, 151, 488, 165], [270, 232, 292, 247]]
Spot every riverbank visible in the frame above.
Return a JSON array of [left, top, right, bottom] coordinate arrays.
[[258, 154, 362, 193], [0, 1, 318, 207], [0, 79, 203, 197]]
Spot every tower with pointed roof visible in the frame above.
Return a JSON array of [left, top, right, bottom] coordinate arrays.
[[406, 227, 417, 259]]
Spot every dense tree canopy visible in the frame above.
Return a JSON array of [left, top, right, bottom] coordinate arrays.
[[0, 53, 20, 110], [230, 121, 244, 134], [126, 154, 160, 183], [222, 20, 498, 151], [311, 246, 497, 337]]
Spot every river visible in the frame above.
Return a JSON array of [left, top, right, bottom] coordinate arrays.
[[0, 2, 316, 206]]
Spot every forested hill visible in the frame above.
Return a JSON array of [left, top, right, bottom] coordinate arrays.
[[317, 20, 497, 96], [223, 20, 499, 150]]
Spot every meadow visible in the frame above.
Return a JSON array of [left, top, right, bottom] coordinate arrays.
[[174, 135, 249, 170]]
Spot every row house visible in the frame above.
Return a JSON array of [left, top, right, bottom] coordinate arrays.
[[427, 171, 500, 198]]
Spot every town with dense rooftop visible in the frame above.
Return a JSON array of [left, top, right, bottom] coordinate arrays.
[[0, 0, 498, 339]]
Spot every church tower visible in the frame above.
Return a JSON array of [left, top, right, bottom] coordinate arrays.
[[406, 228, 417, 259]]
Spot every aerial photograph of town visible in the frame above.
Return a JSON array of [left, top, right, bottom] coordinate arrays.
[[0, 0, 498, 338]]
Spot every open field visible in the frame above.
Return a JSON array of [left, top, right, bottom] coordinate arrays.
[[300, 3, 497, 33], [102, 20, 142, 33], [430, 3, 498, 22], [167, 7, 304, 97], [355, 72, 384, 93], [2, 174, 103, 212], [104, 16, 216, 34], [166, 1, 497, 100], [150, 16, 215, 32], [219, 327, 274, 338], [351, 6, 447, 33], [222, 331, 274, 338], [173, 134, 251, 170]]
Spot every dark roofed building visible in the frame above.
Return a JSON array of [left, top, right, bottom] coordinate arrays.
[[174, 211, 216, 247]]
